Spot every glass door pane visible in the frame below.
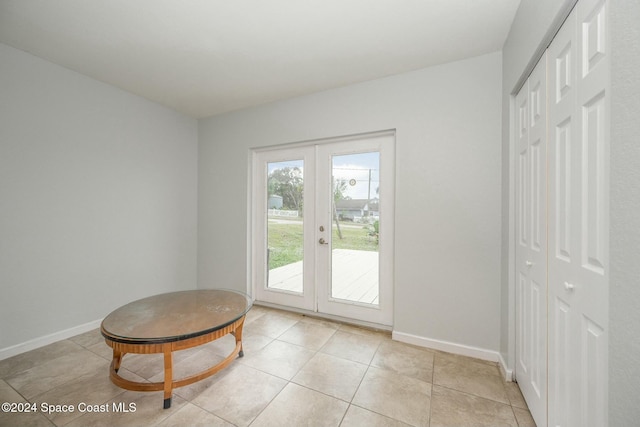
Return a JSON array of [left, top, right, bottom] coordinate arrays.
[[254, 145, 315, 311], [331, 152, 380, 305], [266, 160, 304, 294]]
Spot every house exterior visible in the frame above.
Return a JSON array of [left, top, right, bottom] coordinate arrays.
[[267, 195, 283, 209], [335, 199, 379, 221]]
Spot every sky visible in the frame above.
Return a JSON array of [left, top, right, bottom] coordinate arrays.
[[267, 151, 380, 200], [332, 152, 380, 200]]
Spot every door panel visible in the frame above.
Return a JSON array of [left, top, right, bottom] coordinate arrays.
[[254, 146, 316, 311], [266, 159, 305, 294], [582, 93, 606, 274], [575, 1, 608, 425], [516, 81, 529, 377], [548, 12, 578, 426], [316, 134, 394, 325], [530, 137, 543, 252], [548, 1, 609, 425], [552, 298, 571, 427], [329, 151, 380, 304], [515, 52, 547, 427], [554, 118, 572, 263]]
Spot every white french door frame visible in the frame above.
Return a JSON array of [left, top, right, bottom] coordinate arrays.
[[250, 130, 395, 326]]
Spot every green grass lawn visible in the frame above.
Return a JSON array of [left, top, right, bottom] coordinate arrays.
[[267, 220, 378, 269]]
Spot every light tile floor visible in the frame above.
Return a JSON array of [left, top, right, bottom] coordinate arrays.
[[0, 306, 537, 426]]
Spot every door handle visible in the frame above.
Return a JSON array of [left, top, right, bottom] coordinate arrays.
[[526, 261, 533, 267], [319, 238, 329, 245], [564, 281, 575, 291]]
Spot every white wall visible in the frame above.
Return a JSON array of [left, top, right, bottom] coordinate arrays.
[[0, 44, 198, 355], [609, 2, 640, 424], [199, 52, 503, 354]]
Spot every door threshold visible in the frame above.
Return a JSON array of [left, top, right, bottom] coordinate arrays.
[[253, 300, 392, 333]]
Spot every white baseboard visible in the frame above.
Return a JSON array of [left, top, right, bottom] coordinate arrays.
[[498, 352, 514, 382], [0, 319, 103, 361], [392, 330, 502, 364]]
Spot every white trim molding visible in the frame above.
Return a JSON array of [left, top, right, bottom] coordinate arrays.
[[498, 352, 514, 382], [0, 319, 103, 361]]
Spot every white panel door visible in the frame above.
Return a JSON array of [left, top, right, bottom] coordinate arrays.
[[548, 1, 609, 426], [515, 53, 548, 427], [547, 10, 576, 425]]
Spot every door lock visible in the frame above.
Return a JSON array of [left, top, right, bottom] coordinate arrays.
[[319, 225, 325, 232]]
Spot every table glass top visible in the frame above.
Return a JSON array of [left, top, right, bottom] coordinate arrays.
[[101, 289, 252, 343]]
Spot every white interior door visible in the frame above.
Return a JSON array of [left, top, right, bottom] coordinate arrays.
[[252, 132, 395, 326], [515, 53, 548, 427], [548, 2, 609, 426]]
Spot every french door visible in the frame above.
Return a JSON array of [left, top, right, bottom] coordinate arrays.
[[252, 131, 394, 325]]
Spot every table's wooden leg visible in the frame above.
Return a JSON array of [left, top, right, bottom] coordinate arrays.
[[112, 349, 124, 373], [234, 318, 245, 358], [163, 345, 173, 409]]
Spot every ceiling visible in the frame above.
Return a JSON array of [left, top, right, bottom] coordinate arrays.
[[0, 0, 520, 118]]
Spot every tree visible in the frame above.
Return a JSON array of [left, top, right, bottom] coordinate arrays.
[[332, 177, 347, 239], [268, 167, 304, 212], [333, 178, 348, 203]]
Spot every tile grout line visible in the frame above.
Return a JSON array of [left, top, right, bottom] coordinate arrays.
[[432, 383, 514, 407], [245, 313, 393, 426], [247, 313, 333, 426], [428, 350, 435, 427]]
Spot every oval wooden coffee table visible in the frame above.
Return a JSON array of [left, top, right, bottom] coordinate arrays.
[[101, 289, 252, 408]]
